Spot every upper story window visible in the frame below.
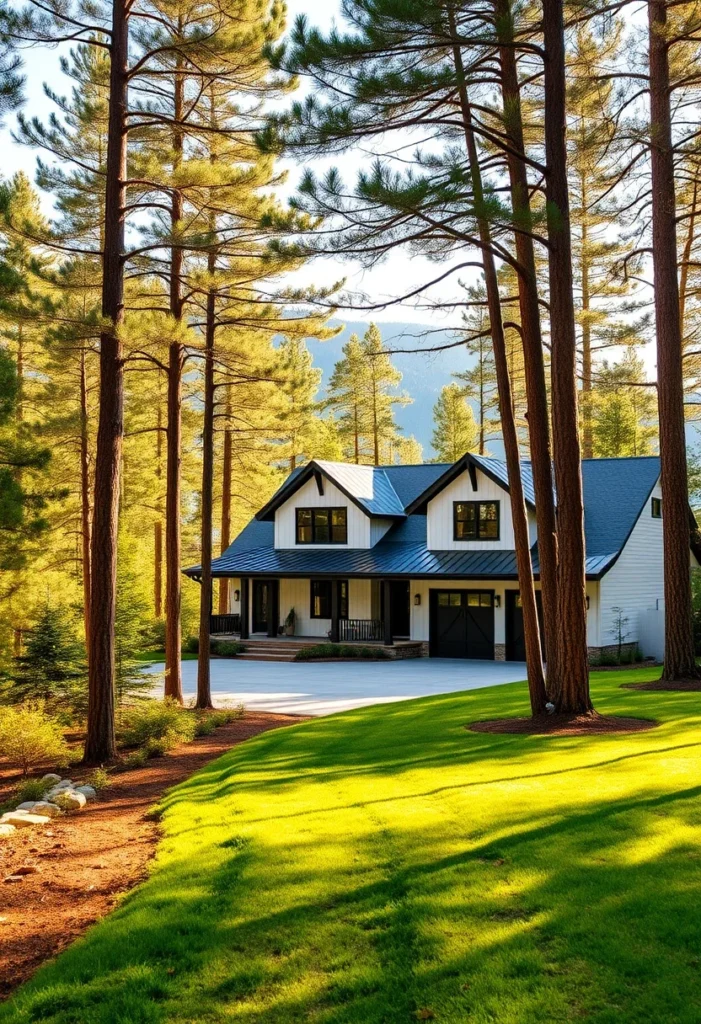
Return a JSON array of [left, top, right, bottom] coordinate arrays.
[[651, 497, 662, 519], [296, 507, 348, 544], [453, 500, 500, 541]]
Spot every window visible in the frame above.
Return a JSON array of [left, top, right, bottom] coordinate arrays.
[[296, 507, 347, 544], [453, 501, 500, 541], [651, 497, 662, 519], [310, 580, 348, 619]]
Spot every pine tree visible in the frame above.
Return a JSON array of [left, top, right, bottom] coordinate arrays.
[[9, 603, 87, 713], [360, 324, 410, 466], [432, 383, 478, 462], [326, 334, 371, 462]]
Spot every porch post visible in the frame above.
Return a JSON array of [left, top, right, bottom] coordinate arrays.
[[240, 577, 249, 639], [383, 579, 393, 646], [330, 578, 340, 643]]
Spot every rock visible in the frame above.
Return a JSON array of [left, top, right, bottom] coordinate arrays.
[[40, 774, 61, 787], [16, 802, 36, 811], [13, 865, 39, 875], [0, 812, 51, 828], [52, 790, 86, 812], [75, 785, 97, 802], [3, 875, 24, 883], [32, 802, 62, 819], [0, 824, 16, 838]]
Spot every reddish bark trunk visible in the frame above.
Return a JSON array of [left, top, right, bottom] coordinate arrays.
[[218, 388, 232, 615], [164, 63, 184, 702], [80, 347, 91, 650], [451, 13, 547, 714], [155, 400, 163, 620], [197, 278, 216, 710], [648, 0, 699, 680], [543, 0, 592, 712], [85, 0, 128, 763], [496, 7, 560, 684]]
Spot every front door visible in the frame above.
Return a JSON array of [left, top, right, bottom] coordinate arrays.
[[505, 590, 544, 662], [252, 581, 278, 635], [430, 590, 495, 659], [389, 581, 410, 638]]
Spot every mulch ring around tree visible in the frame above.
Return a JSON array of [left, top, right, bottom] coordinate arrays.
[[468, 712, 659, 736], [621, 678, 701, 692]]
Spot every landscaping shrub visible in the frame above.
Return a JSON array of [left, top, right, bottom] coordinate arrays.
[[0, 702, 71, 776], [87, 767, 110, 792], [117, 698, 196, 750], [211, 640, 245, 657], [12, 777, 47, 806], [123, 748, 148, 769], [294, 644, 389, 661], [195, 705, 245, 736], [183, 635, 199, 655]]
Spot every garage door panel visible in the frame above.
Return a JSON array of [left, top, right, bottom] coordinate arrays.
[[431, 590, 494, 660]]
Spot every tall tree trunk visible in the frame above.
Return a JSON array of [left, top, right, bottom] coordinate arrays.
[[80, 347, 91, 649], [648, 0, 700, 680], [373, 386, 379, 465], [218, 386, 232, 614], [164, 60, 184, 702], [580, 211, 593, 459], [450, 13, 547, 714], [479, 338, 485, 455], [496, 2, 560, 682], [543, 0, 592, 712], [679, 175, 698, 339], [85, 0, 128, 762], [154, 400, 163, 619], [197, 273, 216, 709]]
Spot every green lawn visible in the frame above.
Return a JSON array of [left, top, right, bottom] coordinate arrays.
[[4, 668, 701, 1024], [134, 650, 198, 664]]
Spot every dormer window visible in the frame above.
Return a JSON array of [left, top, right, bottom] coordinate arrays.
[[296, 507, 348, 544], [454, 500, 500, 541]]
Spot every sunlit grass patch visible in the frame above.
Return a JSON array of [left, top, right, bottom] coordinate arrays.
[[3, 666, 701, 1023]]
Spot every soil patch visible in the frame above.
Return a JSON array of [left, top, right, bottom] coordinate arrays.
[[469, 712, 658, 736], [622, 679, 701, 691], [0, 711, 301, 999]]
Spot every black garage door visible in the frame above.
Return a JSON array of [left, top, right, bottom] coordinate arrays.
[[430, 590, 495, 659]]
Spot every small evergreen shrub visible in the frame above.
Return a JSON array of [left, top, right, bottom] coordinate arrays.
[[194, 705, 245, 736], [87, 767, 110, 792], [12, 777, 47, 806], [0, 702, 71, 776], [118, 698, 196, 750], [211, 640, 245, 657], [183, 635, 199, 654], [123, 748, 148, 769], [294, 644, 390, 661], [8, 604, 87, 718]]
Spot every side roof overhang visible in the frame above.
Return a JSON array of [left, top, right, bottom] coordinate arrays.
[[405, 453, 536, 515], [255, 460, 406, 522]]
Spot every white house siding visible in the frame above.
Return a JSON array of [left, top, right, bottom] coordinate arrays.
[[274, 476, 371, 548], [426, 468, 517, 551], [278, 577, 373, 638], [370, 518, 395, 545], [223, 578, 241, 615], [598, 479, 663, 654]]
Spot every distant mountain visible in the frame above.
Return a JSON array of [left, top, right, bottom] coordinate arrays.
[[304, 320, 472, 459]]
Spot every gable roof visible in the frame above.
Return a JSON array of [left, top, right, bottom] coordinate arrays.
[[185, 455, 673, 583], [255, 459, 448, 521], [405, 453, 538, 514]]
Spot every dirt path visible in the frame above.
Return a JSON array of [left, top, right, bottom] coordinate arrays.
[[0, 711, 300, 999]]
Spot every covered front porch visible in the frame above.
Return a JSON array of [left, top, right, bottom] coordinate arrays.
[[210, 576, 414, 649]]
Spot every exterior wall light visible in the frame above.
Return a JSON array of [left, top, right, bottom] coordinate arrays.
[[494, 594, 501, 608], [234, 589, 240, 602], [414, 594, 421, 606], [586, 595, 590, 610]]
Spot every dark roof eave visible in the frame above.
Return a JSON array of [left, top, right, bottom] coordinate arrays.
[[254, 461, 406, 522]]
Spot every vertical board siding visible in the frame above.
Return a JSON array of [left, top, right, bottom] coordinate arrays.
[[426, 469, 518, 551], [598, 479, 664, 649], [274, 477, 371, 549], [278, 578, 373, 637]]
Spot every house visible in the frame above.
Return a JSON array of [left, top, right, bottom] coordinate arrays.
[[184, 454, 701, 662]]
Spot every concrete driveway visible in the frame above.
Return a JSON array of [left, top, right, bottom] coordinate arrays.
[[143, 658, 527, 716]]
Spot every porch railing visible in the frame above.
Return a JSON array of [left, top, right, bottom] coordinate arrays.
[[339, 618, 384, 643], [210, 613, 241, 635]]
